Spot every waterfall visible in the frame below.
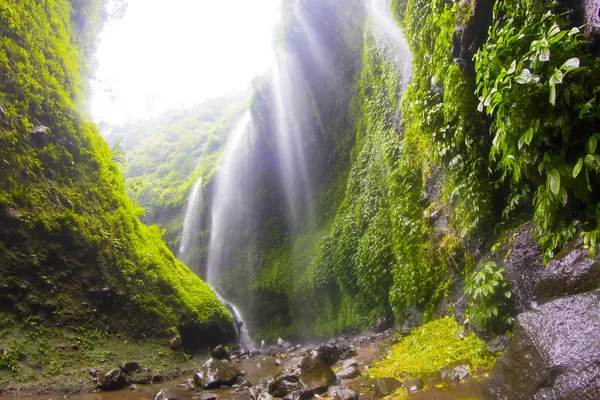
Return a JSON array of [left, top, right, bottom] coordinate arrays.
[[369, 0, 413, 88], [178, 177, 203, 273]]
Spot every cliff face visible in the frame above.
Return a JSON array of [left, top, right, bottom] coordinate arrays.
[[0, 0, 235, 386]]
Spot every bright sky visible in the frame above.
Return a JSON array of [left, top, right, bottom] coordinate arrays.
[[92, 0, 280, 124]]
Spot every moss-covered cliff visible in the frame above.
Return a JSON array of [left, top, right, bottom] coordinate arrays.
[[0, 0, 235, 389]]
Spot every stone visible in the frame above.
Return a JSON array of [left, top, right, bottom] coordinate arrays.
[[119, 361, 140, 373], [200, 394, 217, 400], [297, 356, 336, 395], [451, 0, 495, 75], [502, 223, 546, 313], [30, 125, 50, 148], [440, 364, 469, 384], [342, 359, 358, 368], [403, 378, 424, 394], [169, 335, 182, 351], [487, 334, 510, 354], [337, 366, 360, 380], [374, 377, 402, 397], [482, 290, 600, 400], [327, 386, 359, 400], [278, 337, 293, 349], [373, 316, 393, 333], [538, 247, 600, 304], [425, 372, 443, 388], [210, 344, 230, 361], [311, 342, 354, 366], [98, 368, 128, 390], [268, 355, 336, 398], [274, 359, 281, 366], [155, 389, 177, 400], [193, 358, 240, 389]]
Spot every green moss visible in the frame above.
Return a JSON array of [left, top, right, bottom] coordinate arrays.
[[370, 317, 494, 381]]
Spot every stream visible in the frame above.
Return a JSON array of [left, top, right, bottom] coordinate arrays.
[[0, 334, 483, 400]]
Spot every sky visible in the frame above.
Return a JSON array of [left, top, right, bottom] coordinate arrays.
[[92, 0, 281, 125]]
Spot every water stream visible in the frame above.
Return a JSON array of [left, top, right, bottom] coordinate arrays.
[[177, 176, 203, 273]]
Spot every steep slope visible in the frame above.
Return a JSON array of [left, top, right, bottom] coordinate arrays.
[[0, 0, 235, 390]]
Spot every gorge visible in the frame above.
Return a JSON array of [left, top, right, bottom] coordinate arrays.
[[1, 0, 600, 398]]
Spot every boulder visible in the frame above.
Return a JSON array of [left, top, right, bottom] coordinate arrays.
[[311, 342, 355, 366], [373, 316, 393, 332], [278, 337, 293, 349], [119, 361, 141, 373], [98, 368, 128, 390], [210, 345, 230, 361], [155, 389, 177, 400], [193, 358, 240, 389], [297, 356, 336, 395], [337, 366, 360, 380], [486, 334, 510, 354], [169, 335, 182, 351], [482, 290, 600, 400], [538, 247, 600, 304], [327, 386, 359, 400], [440, 364, 469, 384], [502, 223, 545, 313], [374, 377, 402, 396], [268, 356, 336, 398], [403, 378, 424, 394]]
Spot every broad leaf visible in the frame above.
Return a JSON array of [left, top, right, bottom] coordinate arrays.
[[589, 136, 598, 154], [549, 169, 561, 195], [549, 83, 557, 106], [507, 60, 516, 74], [573, 158, 583, 178], [561, 57, 580, 72], [518, 127, 534, 149], [549, 70, 563, 85], [515, 69, 532, 84]]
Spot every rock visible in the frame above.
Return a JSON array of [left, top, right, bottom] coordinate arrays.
[[311, 342, 354, 366], [193, 358, 240, 389], [274, 359, 281, 366], [482, 290, 600, 400], [277, 337, 293, 349], [487, 334, 510, 354], [200, 394, 217, 400], [374, 377, 402, 396], [440, 364, 469, 384], [337, 366, 360, 380], [403, 378, 424, 394], [538, 247, 600, 304], [119, 361, 140, 373], [425, 372, 442, 388], [268, 356, 335, 398], [169, 335, 182, 351], [88, 368, 98, 377], [210, 345, 230, 361], [30, 125, 50, 148], [451, 0, 495, 75], [98, 368, 128, 390], [373, 316, 393, 333], [155, 389, 177, 400], [327, 386, 359, 400], [502, 223, 545, 313], [6, 208, 21, 220], [342, 359, 358, 368], [129, 384, 137, 391]]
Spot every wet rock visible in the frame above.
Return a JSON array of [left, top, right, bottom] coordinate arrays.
[[538, 247, 600, 304], [200, 394, 217, 400], [327, 386, 359, 400], [373, 316, 393, 333], [119, 361, 140, 373], [30, 125, 50, 148], [374, 377, 402, 396], [487, 334, 510, 354], [274, 359, 281, 366], [268, 356, 336, 398], [311, 342, 355, 366], [155, 389, 177, 400], [210, 345, 230, 361], [425, 372, 443, 388], [440, 364, 469, 384], [98, 368, 128, 390], [502, 223, 545, 313], [483, 290, 600, 400], [278, 337, 293, 349], [337, 366, 360, 380], [129, 384, 137, 391], [193, 358, 240, 389], [451, 0, 495, 75], [169, 335, 182, 351], [403, 378, 424, 394], [342, 359, 358, 368], [88, 368, 98, 377]]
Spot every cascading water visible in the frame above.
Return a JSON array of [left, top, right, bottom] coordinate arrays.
[[369, 0, 413, 88], [205, 112, 257, 349], [177, 177, 203, 273]]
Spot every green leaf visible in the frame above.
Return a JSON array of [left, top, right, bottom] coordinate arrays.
[[518, 127, 534, 149], [549, 84, 557, 106], [579, 99, 595, 119], [561, 57, 580, 72], [573, 158, 583, 178], [507, 60, 516, 74], [589, 136, 598, 154], [539, 46, 550, 62], [549, 70, 563, 85], [549, 169, 561, 195], [515, 69, 532, 84]]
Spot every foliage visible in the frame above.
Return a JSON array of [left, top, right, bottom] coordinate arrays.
[[0, 347, 20, 375], [475, 0, 600, 260], [464, 261, 513, 331], [370, 317, 494, 381], [0, 0, 233, 359]]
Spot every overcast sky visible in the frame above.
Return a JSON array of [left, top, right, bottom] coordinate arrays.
[[92, 0, 280, 124]]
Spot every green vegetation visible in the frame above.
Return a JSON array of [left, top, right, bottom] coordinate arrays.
[[0, 0, 234, 389], [370, 317, 494, 381]]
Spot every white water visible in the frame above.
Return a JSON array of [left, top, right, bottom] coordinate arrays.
[[177, 177, 203, 273], [369, 0, 413, 88], [229, 302, 257, 351]]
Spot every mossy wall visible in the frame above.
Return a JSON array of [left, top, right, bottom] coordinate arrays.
[[0, 0, 234, 350]]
